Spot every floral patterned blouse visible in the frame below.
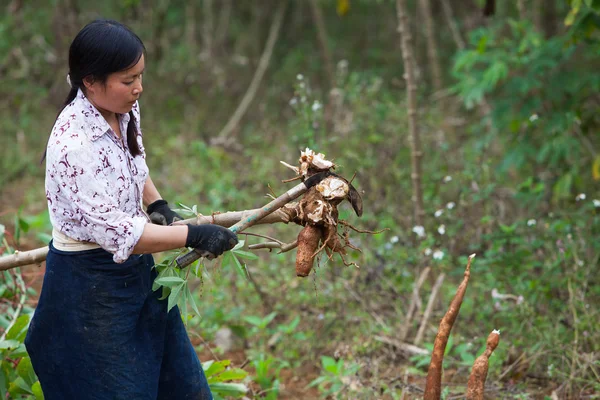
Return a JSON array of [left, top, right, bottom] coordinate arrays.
[[45, 89, 150, 263]]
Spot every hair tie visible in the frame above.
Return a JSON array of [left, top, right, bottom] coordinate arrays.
[[66, 73, 73, 88]]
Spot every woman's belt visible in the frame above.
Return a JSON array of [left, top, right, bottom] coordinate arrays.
[[52, 229, 102, 252]]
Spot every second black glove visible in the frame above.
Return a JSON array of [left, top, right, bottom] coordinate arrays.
[[146, 199, 182, 226], [185, 224, 238, 257]]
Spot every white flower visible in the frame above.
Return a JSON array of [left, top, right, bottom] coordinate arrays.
[[443, 176, 452, 183], [433, 250, 444, 260], [529, 114, 539, 122], [289, 97, 297, 106], [390, 235, 399, 244], [337, 59, 348, 69], [297, 74, 304, 80], [412, 225, 425, 238], [434, 209, 444, 218], [527, 219, 536, 226], [300, 96, 307, 103], [446, 202, 455, 210], [576, 193, 586, 201], [311, 101, 322, 112], [424, 248, 432, 256], [593, 199, 600, 208], [437, 225, 446, 235]]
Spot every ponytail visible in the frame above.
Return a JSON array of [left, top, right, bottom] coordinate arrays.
[[127, 110, 142, 157]]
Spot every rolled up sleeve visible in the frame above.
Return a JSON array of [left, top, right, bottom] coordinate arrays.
[[51, 147, 147, 263]]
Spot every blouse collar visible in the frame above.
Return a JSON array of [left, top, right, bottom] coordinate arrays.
[[74, 88, 130, 142]]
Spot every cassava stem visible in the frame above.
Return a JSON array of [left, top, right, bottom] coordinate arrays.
[[423, 254, 475, 400], [0, 207, 294, 271]]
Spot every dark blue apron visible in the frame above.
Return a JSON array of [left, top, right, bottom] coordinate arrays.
[[25, 241, 212, 400]]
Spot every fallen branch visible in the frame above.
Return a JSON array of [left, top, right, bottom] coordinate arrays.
[[466, 329, 500, 400], [214, 0, 287, 140], [398, 266, 431, 341], [424, 254, 475, 400], [414, 272, 446, 346], [374, 335, 430, 356]]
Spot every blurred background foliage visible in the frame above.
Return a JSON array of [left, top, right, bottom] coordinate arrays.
[[1, 0, 600, 398]]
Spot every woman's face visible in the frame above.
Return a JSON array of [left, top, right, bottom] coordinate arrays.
[[85, 54, 145, 118]]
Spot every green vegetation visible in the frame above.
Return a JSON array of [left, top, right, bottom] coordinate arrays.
[[1, 0, 599, 398]]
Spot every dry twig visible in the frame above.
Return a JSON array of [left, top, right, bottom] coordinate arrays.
[[398, 266, 431, 341], [414, 273, 446, 346]]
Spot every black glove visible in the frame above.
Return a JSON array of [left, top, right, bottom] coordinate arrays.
[[146, 199, 183, 226], [185, 224, 238, 257]]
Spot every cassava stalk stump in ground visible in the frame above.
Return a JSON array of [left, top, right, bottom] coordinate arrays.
[[423, 254, 475, 400], [466, 329, 500, 400]]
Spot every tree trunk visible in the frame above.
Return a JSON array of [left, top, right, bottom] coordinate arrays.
[[517, 0, 527, 20], [215, 0, 233, 52], [308, 0, 335, 88], [441, 0, 466, 50], [396, 0, 425, 227], [215, 0, 288, 141], [418, 0, 443, 94], [202, 0, 214, 60], [186, 2, 198, 58], [152, 0, 171, 62]]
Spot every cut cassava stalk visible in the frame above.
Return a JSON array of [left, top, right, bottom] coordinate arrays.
[[0, 247, 50, 272], [0, 208, 295, 272], [423, 254, 475, 400], [466, 330, 500, 400], [467, 329, 500, 400]]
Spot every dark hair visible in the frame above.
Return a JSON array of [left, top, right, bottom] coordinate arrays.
[[45, 19, 146, 160]]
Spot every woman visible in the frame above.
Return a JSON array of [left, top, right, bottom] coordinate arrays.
[[24, 19, 237, 400]]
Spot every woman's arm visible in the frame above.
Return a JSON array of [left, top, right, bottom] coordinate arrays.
[[135, 175, 189, 254], [143, 175, 162, 208], [132, 223, 188, 254]]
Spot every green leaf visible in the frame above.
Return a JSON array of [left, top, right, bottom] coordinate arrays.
[[154, 276, 185, 287], [553, 173, 573, 200], [9, 377, 32, 396], [204, 359, 229, 378], [231, 254, 248, 279], [202, 360, 215, 373], [10, 343, 29, 358], [213, 368, 248, 381], [0, 224, 4, 242], [243, 316, 264, 327], [32, 381, 44, 399], [262, 312, 277, 327], [167, 283, 184, 312], [232, 249, 258, 260], [0, 364, 7, 400], [186, 285, 201, 317], [307, 376, 327, 388], [208, 382, 248, 397], [0, 340, 20, 350], [17, 357, 37, 386], [566, 0, 583, 26], [6, 315, 30, 341], [321, 356, 338, 374]]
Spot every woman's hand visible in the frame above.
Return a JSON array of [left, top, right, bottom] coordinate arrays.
[[146, 199, 182, 226], [186, 224, 238, 257]]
